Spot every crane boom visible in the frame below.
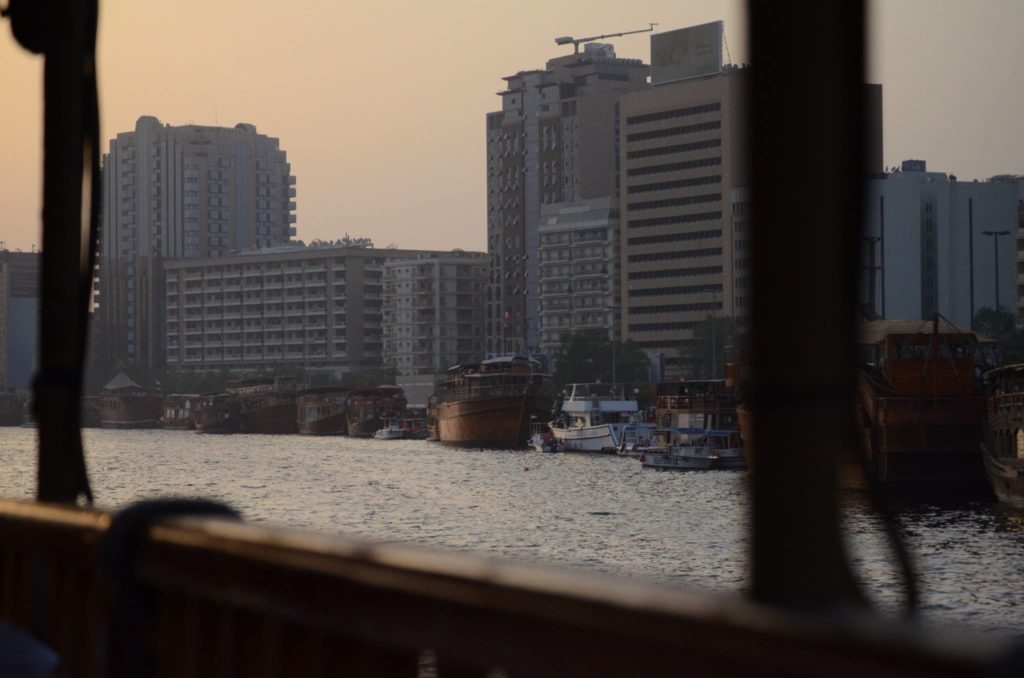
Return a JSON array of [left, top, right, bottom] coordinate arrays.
[[555, 23, 657, 54]]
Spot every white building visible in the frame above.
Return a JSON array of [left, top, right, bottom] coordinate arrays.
[[538, 197, 620, 355], [863, 161, 1023, 328], [382, 251, 487, 376]]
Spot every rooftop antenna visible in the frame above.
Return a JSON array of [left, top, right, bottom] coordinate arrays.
[[555, 23, 657, 55]]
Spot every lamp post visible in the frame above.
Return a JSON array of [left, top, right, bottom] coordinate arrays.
[[982, 230, 1011, 311]]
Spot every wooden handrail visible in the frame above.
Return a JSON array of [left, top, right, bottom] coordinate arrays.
[[0, 499, 1005, 676]]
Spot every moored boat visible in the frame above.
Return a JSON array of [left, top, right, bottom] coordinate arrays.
[[98, 372, 162, 429], [373, 420, 407, 440], [346, 386, 407, 438], [434, 356, 555, 448], [297, 387, 350, 435], [160, 394, 199, 430], [982, 363, 1024, 506], [855, 318, 990, 497], [549, 383, 651, 453], [194, 393, 241, 434], [637, 427, 745, 471], [231, 378, 300, 434]]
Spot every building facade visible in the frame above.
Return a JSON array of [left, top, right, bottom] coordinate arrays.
[[98, 116, 296, 372], [862, 161, 1023, 329], [617, 66, 748, 378], [0, 251, 40, 390], [382, 251, 487, 376], [538, 197, 620, 354], [485, 43, 648, 357], [164, 244, 412, 376]]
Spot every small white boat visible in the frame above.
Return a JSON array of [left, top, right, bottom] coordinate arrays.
[[640, 450, 715, 470], [549, 383, 654, 453], [373, 421, 406, 440], [528, 422, 556, 453], [638, 428, 746, 471]]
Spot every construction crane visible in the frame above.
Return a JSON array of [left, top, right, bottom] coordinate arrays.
[[555, 23, 657, 54]]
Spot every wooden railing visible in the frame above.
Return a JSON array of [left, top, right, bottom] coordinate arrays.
[[0, 499, 1006, 677]]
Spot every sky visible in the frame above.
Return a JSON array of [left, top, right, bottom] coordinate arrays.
[[1, 0, 1022, 253]]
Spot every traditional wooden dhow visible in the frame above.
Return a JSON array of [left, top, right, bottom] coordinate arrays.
[[0, 392, 23, 426], [193, 393, 241, 434], [345, 386, 407, 438], [98, 372, 162, 429], [231, 378, 301, 434], [855, 318, 990, 497], [434, 356, 555, 448], [297, 387, 350, 435], [982, 364, 1024, 507], [160, 394, 199, 430]]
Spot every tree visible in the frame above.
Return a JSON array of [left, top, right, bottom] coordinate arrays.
[[551, 329, 651, 390], [678, 315, 742, 380], [973, 307, 1024, 366]]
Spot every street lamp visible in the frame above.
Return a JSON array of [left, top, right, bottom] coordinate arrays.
[[982, 230, 1011, 311]]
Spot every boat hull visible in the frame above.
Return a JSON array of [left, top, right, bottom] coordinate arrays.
[[297, 413, 348, 435], [550, 423, 623, 453], [348, 417, 385, 438], [982, 444, 1024, 507], [99, 394, 162, 430], [641, 452, 715, 470], [240, 402, 297, 434], [437, 394, 553, 448]]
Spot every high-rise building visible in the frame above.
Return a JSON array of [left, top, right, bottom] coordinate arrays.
[[485, 43, 648, 357], [538, 197, 620, 354], [862, 161, 1022, 328], [0, 251, 40, 390], [618, 23, 882, 377], [382, 251, 487, 376], [97, 116, 296, 372]]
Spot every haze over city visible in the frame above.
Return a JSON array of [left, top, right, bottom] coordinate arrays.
[[1, 0, 1022, 254]]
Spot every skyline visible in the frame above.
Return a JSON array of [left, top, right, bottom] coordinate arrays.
[[2, 0, 1023, 253]]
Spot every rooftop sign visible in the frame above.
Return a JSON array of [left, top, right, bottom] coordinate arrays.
[[650, 21, 723, 85]]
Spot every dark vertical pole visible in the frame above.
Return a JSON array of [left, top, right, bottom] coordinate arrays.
[[748, 0, 864, 608], [879, 196, 886, 318], [994, 235, 1001, 311], [33, 0, 99, 503], [968, 198, 974, 326]]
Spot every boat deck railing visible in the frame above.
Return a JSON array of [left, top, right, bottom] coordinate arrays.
[[0, 498, 1000, 677], [656, 395, 738, 413]]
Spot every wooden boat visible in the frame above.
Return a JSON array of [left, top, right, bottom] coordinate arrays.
[[0, 392, 23, 426], [549, 383, 651, 453], [98, 372, 162, 429], [426, 395, 440, 441], [982, 364, 1024, 506], [231, 378, 300, 434], [433, 356, 555, 448], [345, 386, 407, 438], [296, 387, 350, 435], [160, 394, 199, 430], [193, 393, 241, 434], [854, 318, 990, 497]]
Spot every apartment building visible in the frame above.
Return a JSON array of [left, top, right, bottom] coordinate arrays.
[[485, 43, 648, 357], [0, 251, 39, 390], [164, 244, 424, 376], [538, 198, 620, 354], [382, 251, 487, 376], [98, 116, 296, 372]]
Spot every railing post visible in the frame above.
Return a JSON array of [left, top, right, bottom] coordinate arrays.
[[747, 0, 866, 608]]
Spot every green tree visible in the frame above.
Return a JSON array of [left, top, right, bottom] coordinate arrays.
[[551, 329, 651, 390], [973, 307, 1024, 365], [678, 315, 741, 380]]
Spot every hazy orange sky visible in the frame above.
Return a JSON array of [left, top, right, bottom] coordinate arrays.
[[2, 1, 1022, 253]]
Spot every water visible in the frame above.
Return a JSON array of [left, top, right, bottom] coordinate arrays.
[[1, 428, 1022, 639]]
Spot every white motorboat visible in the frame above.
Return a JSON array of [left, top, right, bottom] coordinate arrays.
[[549, 383, 654, 453], [373, 421, 406, 440], [528, 422, 556, 452], [637, 428, 746, 471]]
